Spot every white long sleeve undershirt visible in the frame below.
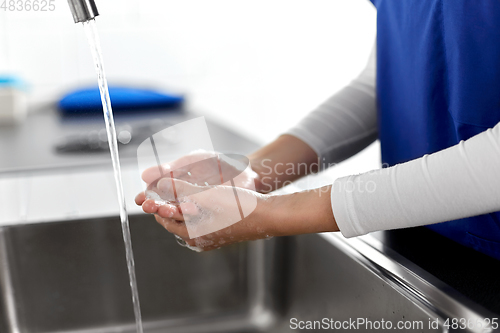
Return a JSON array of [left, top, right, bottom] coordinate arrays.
[[286, 46, 500, 238]]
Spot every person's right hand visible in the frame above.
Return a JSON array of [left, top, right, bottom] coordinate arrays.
[[138, 179, 270, 251], [135, 179, 338, 251]]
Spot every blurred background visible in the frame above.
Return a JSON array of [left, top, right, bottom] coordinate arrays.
[[0, 0, 376, 142]]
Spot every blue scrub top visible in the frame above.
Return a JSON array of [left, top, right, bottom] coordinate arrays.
[[371, 0, 500, 260]]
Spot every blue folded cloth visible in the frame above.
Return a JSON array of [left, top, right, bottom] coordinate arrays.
[[58, 86, 184, 114]]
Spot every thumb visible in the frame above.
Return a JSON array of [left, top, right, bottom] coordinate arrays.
[[141, 164, 171, 185]]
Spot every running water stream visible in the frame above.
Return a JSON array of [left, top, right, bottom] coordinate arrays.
[[82, 19, 144, 333]]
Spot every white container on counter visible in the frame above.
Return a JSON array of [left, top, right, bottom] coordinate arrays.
[[0, 76, 28, 125]]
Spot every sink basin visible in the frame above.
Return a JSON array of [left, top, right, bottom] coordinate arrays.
[[0, 215, 285, 333], [0, 214, 498, 333]]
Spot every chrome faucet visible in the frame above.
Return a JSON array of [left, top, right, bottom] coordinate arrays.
[[67, 0, 99, 23]]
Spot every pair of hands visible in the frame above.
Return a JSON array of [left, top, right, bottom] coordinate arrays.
[[135, 151, 274, 251], [135, 136, 339, 252]]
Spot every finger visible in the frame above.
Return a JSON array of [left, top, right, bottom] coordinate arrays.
[[157, 204, 184, 220], [155, 215, 190, 239], [155, 214, 178, 227], [141, 154, 197, 184], [135, 192, 146, 205], [175, 172, 222, 187], [157, 178, 206, 199], [142, 198, 159, 214], [179, 201, 199, 215]]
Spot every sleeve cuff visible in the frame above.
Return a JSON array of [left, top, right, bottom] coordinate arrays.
[[331, 175, 366, 238], [284, 128, 324, 170]]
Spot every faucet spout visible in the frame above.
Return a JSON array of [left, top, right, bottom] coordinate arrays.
[[67, 0, 99, 23]]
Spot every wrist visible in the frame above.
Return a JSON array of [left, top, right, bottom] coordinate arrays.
[[248, 134, 319, 194], [257, 186, 338, 237]]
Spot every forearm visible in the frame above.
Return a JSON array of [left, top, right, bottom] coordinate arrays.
[[257, 185, 339, 236], [333, 122, 500, 238], [248, 134, 319, 193]]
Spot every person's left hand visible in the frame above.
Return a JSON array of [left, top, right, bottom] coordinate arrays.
[[141, 150, 258, 193], [135, 178, 275, 251]]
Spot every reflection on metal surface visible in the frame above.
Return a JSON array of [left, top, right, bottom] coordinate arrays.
[[320, 232, 499, 333], [0, 215, 284, 333], [0, 230, 20, 333]]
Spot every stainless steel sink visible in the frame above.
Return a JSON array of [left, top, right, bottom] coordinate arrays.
[[1, 213, 498, 333], [0, 215, 285, 333]]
